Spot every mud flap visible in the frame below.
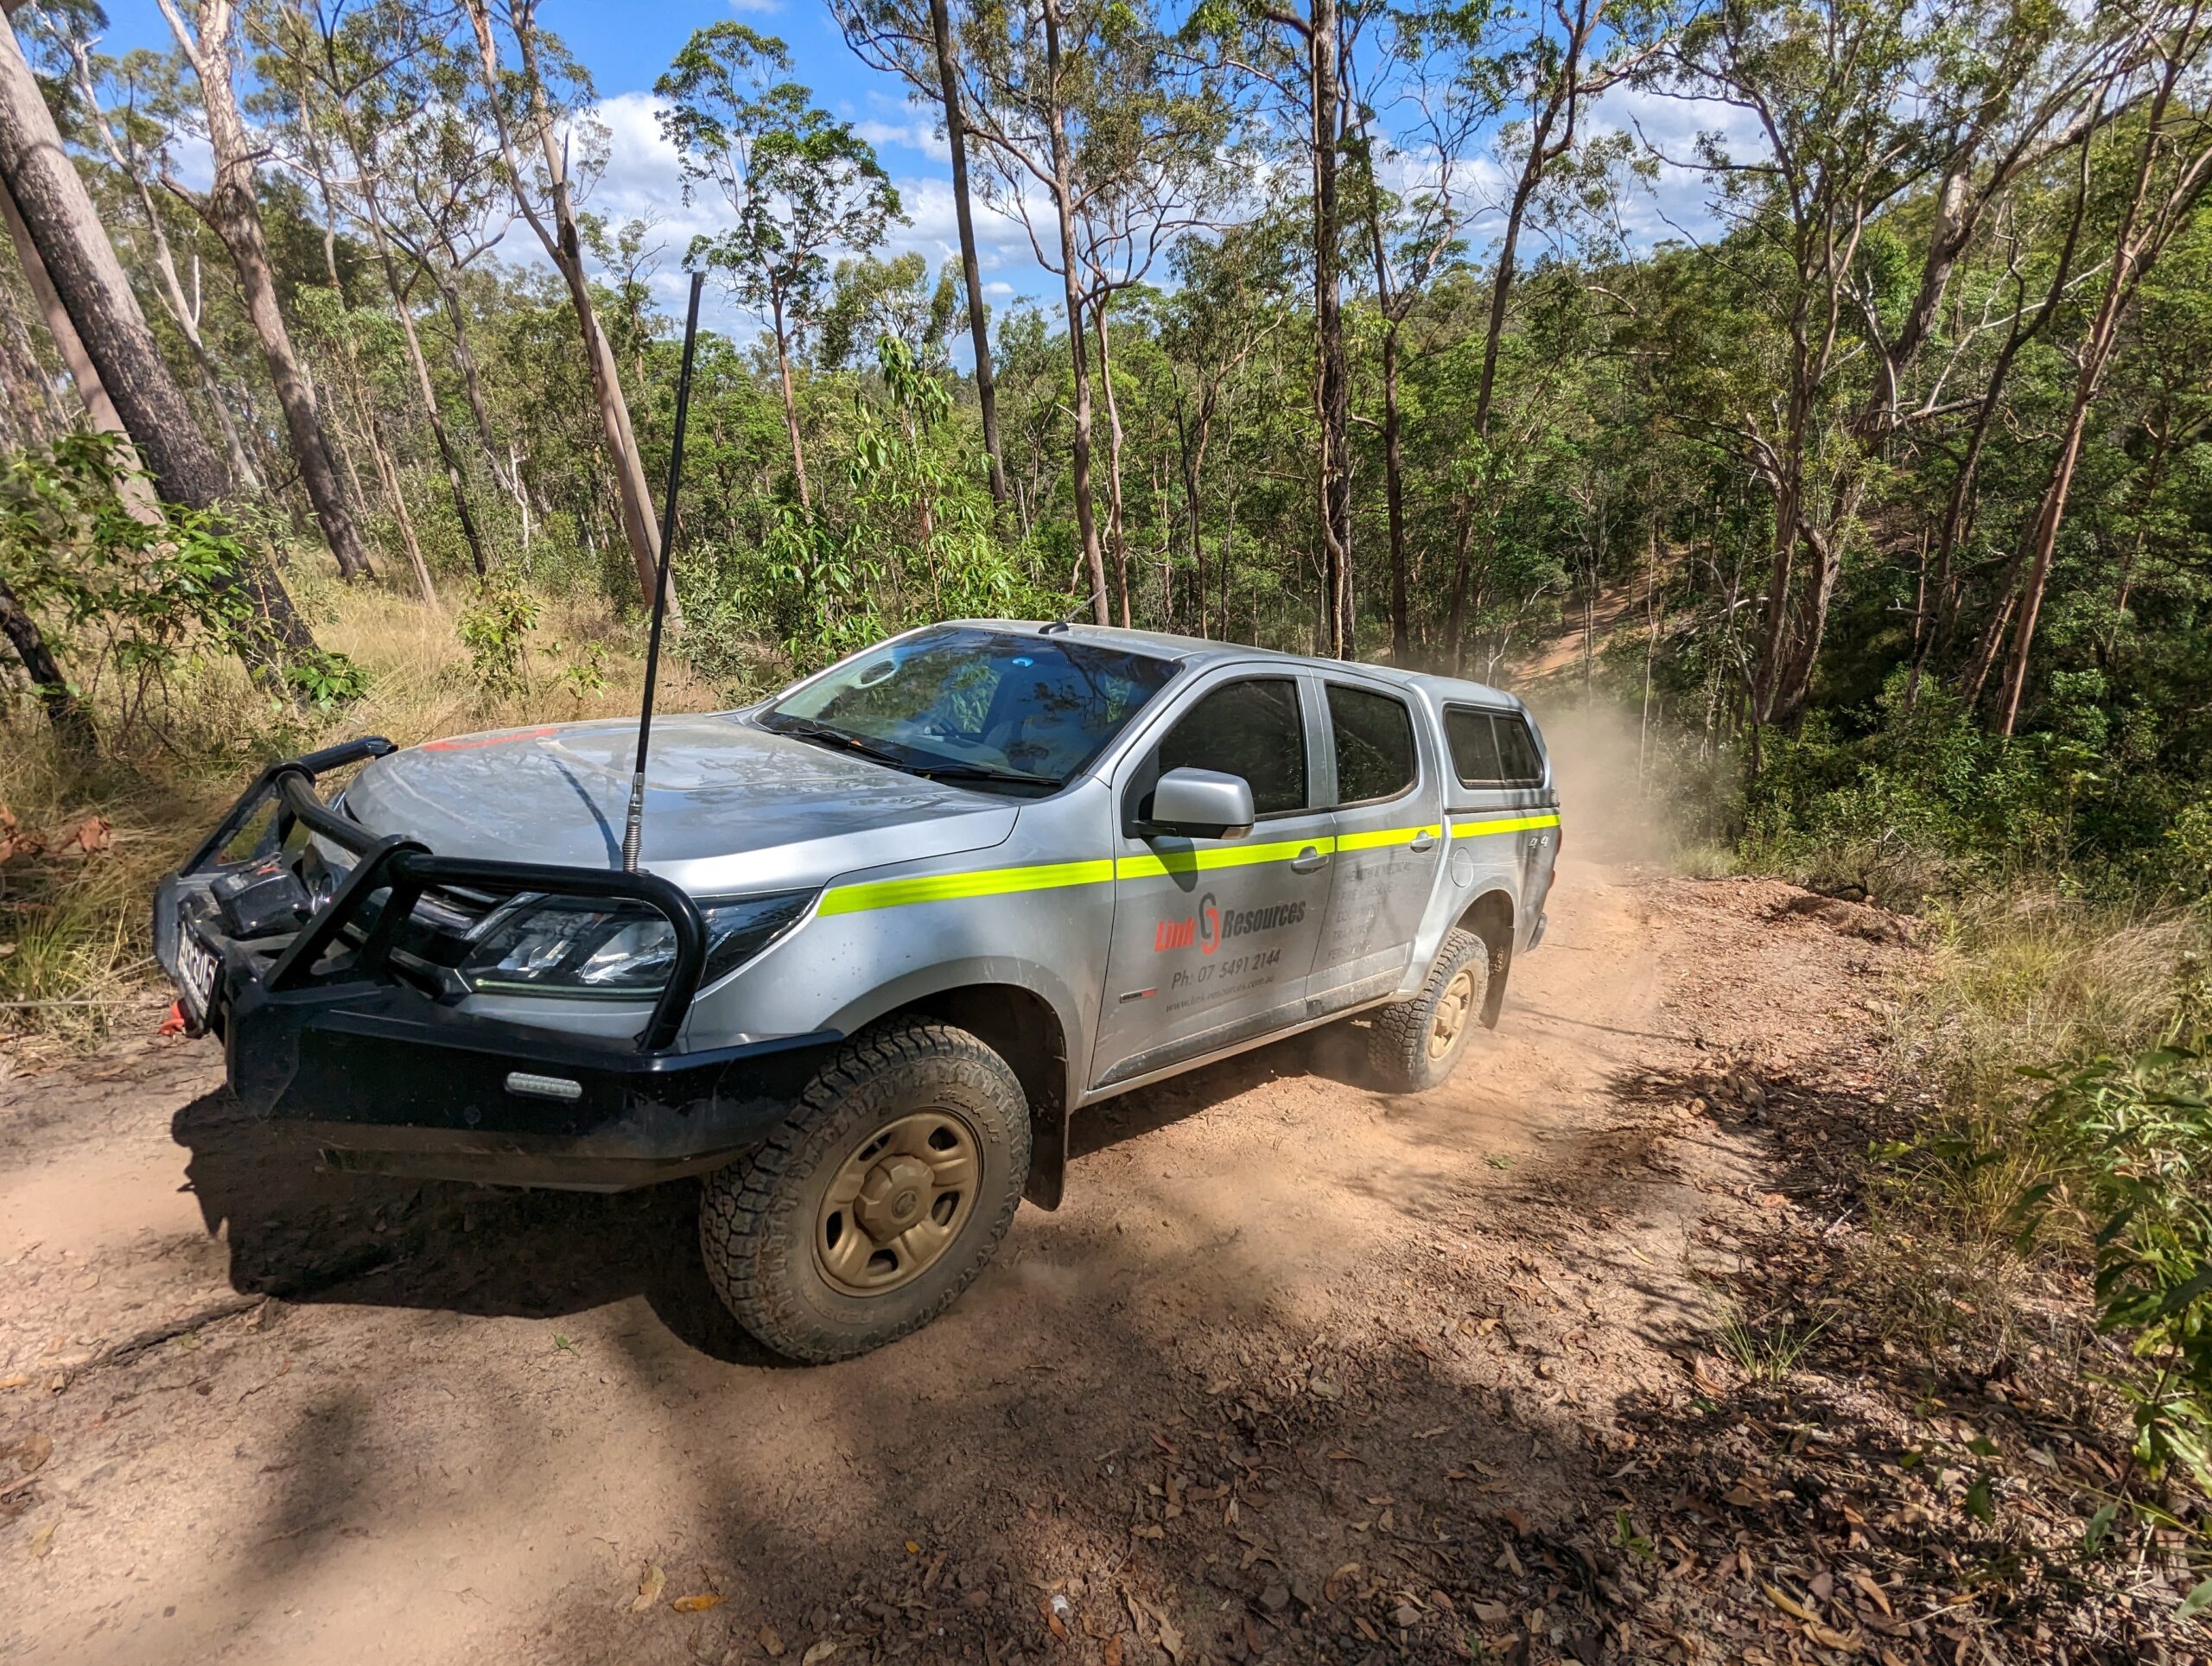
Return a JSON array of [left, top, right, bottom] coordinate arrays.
[[1024, 1104, 1068, 1210], [1481, 935, 1513, 1029]]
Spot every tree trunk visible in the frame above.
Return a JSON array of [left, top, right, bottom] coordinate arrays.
[[462, 0, 676, 623], [1041, 0, 1105, 621], [1356, 136, 1409, 664], [1379, 320, 1408, 663], [0, 13, 313, 684], [362, 404, 437, 606], [156, 0, 373, 582], [1175, 394, 1213, 636], [0, 567, 95, 752], [769, 290, 812, 512], [1311, 0, 1351, 657], [62, 39, 261, 492], [1092, 299, 1130, 626], [0, 171, 158, 520], [1472, 153, 1543, 442], [1995, 378, 2097, 736], [436, 271, 513, 492], [1441, 503, 1476, 672], [928, 0, 1008, 512], [365, 213, 489, 579]]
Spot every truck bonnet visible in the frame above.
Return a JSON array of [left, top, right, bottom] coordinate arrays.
[[339, 713, 1020, 894]]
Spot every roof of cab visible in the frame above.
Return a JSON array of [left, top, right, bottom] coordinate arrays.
[[944, 619, 1528, 712]]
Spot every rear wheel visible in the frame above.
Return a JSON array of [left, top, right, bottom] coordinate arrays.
[[1368, 926, 1491, 1092], [700, 1019, 1031, 1363]]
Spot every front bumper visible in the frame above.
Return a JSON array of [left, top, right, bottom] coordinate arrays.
[[156, 738, 831, 1191]]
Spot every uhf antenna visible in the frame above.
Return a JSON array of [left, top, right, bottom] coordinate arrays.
[[621, 269, 706, 874]]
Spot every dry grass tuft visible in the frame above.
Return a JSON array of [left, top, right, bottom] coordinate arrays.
[[1855, 887, 2209, 1370]]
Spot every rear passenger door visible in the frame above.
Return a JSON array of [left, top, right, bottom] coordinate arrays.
[[1306, 678, 1446, 1014], [1089, 675, 1336, 1091]]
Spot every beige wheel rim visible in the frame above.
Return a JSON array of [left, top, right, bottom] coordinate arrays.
[[1427, 967, 1478, 1059], [814, 1110, 982, 1297]]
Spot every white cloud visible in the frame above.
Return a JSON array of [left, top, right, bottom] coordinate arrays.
[[1586, 83, 1770, 249], [853, 118, 950, 162], [725, 0, 782, 13]]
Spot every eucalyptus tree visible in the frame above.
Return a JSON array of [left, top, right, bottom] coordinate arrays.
[[0, 7, 316, 684], [819, 252, 958, 370], [658, 23, 905, 517], [461, 0, 672, 618], [1407, 0, 1666, 671], [1178, 0, 1355, 652], [1343, 10, 1488, 663], [1158, 217, 1294, 637], [29, 4, 263, 489], [1991, 0, 2212, 736], [270, 0, 493, 581], [951, 0, 1214, 621], [831, 0, 1013, 510], [1656, 0, 1948, 728], [154, 0, 373, 580], [1063, 3, 1232, 626]]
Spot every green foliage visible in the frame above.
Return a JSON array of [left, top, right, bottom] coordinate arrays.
[[283, 647, 370, 711], [656, 24, 904, 344], [2015, 1037, 2212, 1494], [1736, 664, 2212, 909], [542, 639, 609, 703], [455, 575, 542, 698], [0, 434, 328, 734]]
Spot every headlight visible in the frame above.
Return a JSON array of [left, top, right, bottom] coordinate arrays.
[[458, 891, 812, 997]]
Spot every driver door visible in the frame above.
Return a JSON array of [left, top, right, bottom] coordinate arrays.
[[1088, 675, 1335, 1091]]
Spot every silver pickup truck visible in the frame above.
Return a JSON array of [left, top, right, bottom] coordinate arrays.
[[156, 621, 1560, 1359]]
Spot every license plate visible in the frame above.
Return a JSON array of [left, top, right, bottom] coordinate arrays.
[[175, 926, 220, 1021]]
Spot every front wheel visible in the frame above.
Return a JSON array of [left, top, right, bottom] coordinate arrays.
[[700, 1020, 1031, 1363], [1368, 926, 1492, 1092]]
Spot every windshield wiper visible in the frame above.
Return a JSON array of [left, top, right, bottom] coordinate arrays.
[[760, 715, 914, 770], [906, 762, 1058, 789], [763, 716, 1053, 789]]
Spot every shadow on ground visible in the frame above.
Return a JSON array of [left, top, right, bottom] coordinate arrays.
[[168, 1021, 1376, 1368]]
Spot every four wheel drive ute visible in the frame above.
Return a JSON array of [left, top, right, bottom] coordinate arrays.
[[156, 621, 1561, 1361]]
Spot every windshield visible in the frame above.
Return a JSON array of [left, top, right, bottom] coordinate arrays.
[[760, 627, 1177, 793]]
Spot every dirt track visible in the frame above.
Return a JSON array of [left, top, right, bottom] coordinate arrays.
[[1, 831, 1967, 1666]]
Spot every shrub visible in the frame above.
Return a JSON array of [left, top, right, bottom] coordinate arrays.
[[455, 576, 541, 697]]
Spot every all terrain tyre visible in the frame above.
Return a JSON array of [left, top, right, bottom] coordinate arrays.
[[1367, 926, 1491, 1092], [699, 1019, 1032, 1363]]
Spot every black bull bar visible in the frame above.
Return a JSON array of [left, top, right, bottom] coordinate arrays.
[[153, 737, 829, 1191]]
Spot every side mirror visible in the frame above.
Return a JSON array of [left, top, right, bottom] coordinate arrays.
[[1150, 767, 1255, 840]]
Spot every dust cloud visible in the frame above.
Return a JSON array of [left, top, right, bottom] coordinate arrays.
[[1519, 691, 1688, 866]]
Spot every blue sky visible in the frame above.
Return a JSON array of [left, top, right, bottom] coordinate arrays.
[[98, 1, 1745, 349]]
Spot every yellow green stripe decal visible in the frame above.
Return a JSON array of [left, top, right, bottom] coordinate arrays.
[[1114, 835, 1333, 879], [1450, 812, 1560, 838], [817, 857, 1116, 915], [1336, 823, 1441, 854], [818, 816, 1548, 916]]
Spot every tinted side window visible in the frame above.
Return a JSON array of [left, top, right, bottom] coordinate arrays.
[[1496, 715, 1543, 785], [1445, 708, 1503, 785], [1327, 685, 1416, 804], [1157, 678, 1307, 817]]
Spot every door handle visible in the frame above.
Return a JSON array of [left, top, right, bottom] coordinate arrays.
[[1410, 830, 1438, 852], [1289, 846, 1327, 873]]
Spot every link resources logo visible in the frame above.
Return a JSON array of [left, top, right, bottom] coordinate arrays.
[[1153, 892, 1306, 956]]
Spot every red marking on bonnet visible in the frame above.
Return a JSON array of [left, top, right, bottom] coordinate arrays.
[[418, 726, 558, 753]]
